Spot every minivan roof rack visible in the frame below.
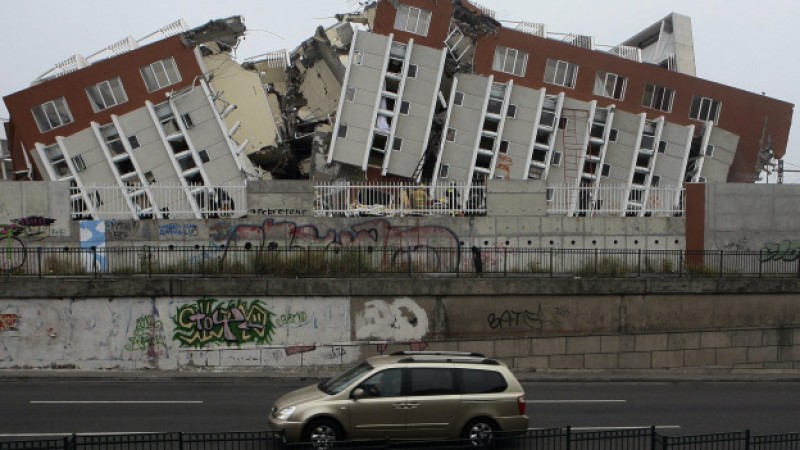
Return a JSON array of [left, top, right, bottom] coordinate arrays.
[[391, 351, 486, 357]]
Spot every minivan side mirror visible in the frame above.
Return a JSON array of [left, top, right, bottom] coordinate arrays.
[[351, 388, 367, 400]]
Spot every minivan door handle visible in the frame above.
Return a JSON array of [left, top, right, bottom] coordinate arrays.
[[404, 402, 420, 408], [393, 403, 408, 409]]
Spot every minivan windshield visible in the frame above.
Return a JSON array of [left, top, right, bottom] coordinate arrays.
[[319, 362, 373, 395]]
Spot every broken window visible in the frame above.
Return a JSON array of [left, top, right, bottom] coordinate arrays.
[[32, 97, 73, 133], [544, 59, 579, 88], [86, 77, 128, 112], [507, 104, 518, 119], [446, 128, 457, 142], [71, 155, 86, 172], [141, 57, 181, 92], [394, 4, 432, 36], [400, 101, 410, 115], [439, 164, 450, 178], [198, 149, 210, 163], [100, 123, 127, 157], [392, 137, 403, 151], [128, 135, 140, 149], [492, 46, 527, 77], [338, 125, 348, 139], [594, 71, 627, 100], [690, 95, 721, 124], [345, 87, 356, 102], [642, 84, 675, 112]]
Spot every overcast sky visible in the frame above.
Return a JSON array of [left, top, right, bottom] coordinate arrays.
[[2, 0, 798, 180]]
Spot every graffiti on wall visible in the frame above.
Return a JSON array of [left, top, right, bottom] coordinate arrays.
[[173, 298, 275, 348], [125, 314, 168, 357], [761, 240, 800, 262], [0, 314, 18, 331], [487, 303, 569, 334], [159, 223, 198, 237], [217, 218, 461, 271], [80, 221, 107, 272], [0, 217, 59, 270], [355, 297, 429, 341]]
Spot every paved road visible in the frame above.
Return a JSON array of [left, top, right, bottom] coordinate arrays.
[[1, 379, 798, 438]]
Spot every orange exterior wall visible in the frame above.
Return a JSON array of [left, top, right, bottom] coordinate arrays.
[[3, 35, 203, 179], [373, 1, 794, 183]]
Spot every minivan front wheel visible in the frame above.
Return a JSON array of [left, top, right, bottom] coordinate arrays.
[[303, 419, 344, 449], [463, 418, 497, 446]]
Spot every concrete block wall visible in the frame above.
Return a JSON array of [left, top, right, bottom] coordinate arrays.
[[484, 328, 800, 371]]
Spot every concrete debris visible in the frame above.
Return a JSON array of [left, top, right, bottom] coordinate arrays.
[[182, 16, 246, 49]]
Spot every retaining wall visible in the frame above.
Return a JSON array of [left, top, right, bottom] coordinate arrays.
[[1, 277, 799, 372]]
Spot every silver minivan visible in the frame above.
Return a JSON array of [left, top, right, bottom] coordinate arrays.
[[269, 351, 528, 446]]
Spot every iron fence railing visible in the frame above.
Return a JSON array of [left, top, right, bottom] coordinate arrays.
[[2, 246, 800, 278], [2, 428, 799, 450]]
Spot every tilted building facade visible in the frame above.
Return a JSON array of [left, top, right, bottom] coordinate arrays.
[[327, 0, 793, 216]]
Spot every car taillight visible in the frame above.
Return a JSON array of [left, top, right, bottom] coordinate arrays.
[[518, 395, 526, 415]]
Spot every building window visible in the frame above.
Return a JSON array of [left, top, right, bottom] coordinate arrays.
[[651, 175, 661, 187], [392, 137, 403, 151], [642, 84, 675, 112], [492, 46, 528, 77], [182, 113, 195, 129], [86, 77, 128, 112], [453, 91, 464, 106], [439, 164, 449, 178], [31, 97, 73, 133], [507, 104, 518, 119], [690, 95, 722, 124], [594, 71, 626, 100], [338, 125, 348, 139], [354, 51, 364, 65], [345, 87, 356, 102], [601, 163, 611, 177], [705, 144, 715, 157], [394, 4, 432, 36], [609, 129, 619, 142], [72, 155, 87, 172], [544, 59, 579, 88], [400, 101, 410, 115], [658, 140, 668, 153], [128, 135, 140, 149], [141, 57, 181, 92], [551, 151, 562, 166], [407, 64, 418, 78], [446, 128, 457, 142], [499, 141, 509, 154], [198, 149, 210, 163]]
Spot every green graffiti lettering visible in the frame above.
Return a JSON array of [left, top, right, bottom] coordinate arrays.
[[173, 298, 275, 348]]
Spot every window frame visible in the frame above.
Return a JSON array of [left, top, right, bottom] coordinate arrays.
[[642, 84, 675, 113], [594, 71, 627, 100], [492, 46, 528, 77], [394, 4, 432, 36], [31, 97, 74, 133], [689, 95, 722, 124], [86, 77, 128, 112], [140, 57, 182, 92], [544, 59, 579, 88]]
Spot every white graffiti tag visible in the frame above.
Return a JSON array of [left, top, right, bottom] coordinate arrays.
[[355, 298, 429, 341]]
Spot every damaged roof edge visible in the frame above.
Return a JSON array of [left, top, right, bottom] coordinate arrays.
[[181, 16, 247, 48]]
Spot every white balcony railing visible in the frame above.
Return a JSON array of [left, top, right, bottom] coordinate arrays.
[[547, 183, 684, 217], [314, 181, 486, 217], [70, 182, 247, 220]]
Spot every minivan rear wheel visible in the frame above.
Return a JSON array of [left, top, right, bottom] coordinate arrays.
[[463, 418, 497, 446], [302, 418, 343, 449]]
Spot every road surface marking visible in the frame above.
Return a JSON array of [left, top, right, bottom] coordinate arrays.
[[528, 399, 626, 404], [30, 401, 203, 404]]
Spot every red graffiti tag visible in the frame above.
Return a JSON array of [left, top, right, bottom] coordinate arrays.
[[0, 314, 18, 331]]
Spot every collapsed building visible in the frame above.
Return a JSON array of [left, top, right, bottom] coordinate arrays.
[[2, 1, 794, 219]]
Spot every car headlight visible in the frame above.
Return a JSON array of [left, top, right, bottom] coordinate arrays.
[[275, 406, 296, 420]]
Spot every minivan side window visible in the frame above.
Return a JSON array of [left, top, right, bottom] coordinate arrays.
[[459, 369, 508, 394], [409, 368, 456, 396], [358, 368, 403, 397]]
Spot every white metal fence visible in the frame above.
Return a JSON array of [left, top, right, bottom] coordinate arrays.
[[547, 183, 684, 217], [70, 183, 248, 220], [314, 181, 486, 217]]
